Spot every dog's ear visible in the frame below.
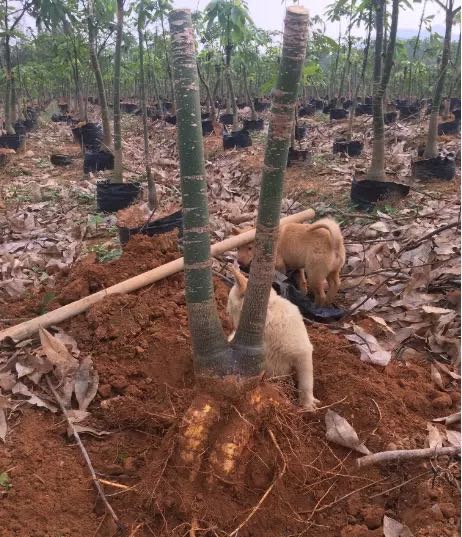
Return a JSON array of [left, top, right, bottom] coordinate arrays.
[[230, 264, 248, 296]]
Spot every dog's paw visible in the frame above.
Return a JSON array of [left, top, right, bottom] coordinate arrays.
[[301, 397, 320, 412]]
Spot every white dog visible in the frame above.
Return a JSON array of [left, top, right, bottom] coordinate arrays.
[[227, 266, 318, 411]]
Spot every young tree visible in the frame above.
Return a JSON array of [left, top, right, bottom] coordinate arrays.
[[366, 0, 400, 182], [423, 0, 460, 159], [137, 0, 157, 209], [204, 0, 255, 131], [87, 0, 112, 149], [169, 6, 309, 375], [112, 0, 124, 182]]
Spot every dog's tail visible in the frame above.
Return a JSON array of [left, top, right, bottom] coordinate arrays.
[[306, 218, 343, 249]]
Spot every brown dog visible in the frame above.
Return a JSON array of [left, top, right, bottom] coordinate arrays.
[[235, 218, 345, 305]]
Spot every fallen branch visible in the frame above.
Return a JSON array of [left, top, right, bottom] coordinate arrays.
[[356, 446, 461, 469], [399, 220, 460, 254], [0, 209, 315, 343], [46, 377, 126, 535]]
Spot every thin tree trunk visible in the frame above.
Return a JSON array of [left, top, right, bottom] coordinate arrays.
[[367, 0, 399, 182], [160, 14, 175, 114], [87, 0, 112, 149], [243, 64, 257, 121], [348, 11, 372, 140], [197, 61, 216, 123], [4, 34, 15, 134], [407, 0, 427, 99], [224, 44, 239, 130], [169, 9, 231, 374], [138, 16, 156, 210], [232, 7, 309, 374], [423, 0, 456, 159], [112, 0, 124, 183]]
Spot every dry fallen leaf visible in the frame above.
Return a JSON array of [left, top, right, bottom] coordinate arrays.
[[74, 356, 99, 411], [325, 409, 371, 455], [430, 364, 445, 390], [383, 515, 414, 537], [426, 423, 443, 449], [346, 325, 392, 366], [446, 430, 461, 448], [0, 394, 10, 442], [12, 382, 57, 413]]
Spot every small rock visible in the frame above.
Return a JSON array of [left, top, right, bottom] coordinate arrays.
[[431, 393, 453, 410], [124, 385, 143, 398], [401, 347, 421, 360], [430, 503, 444, 521], [135, 346, 145, 354], [122, 457, 137, 475], [25, 150, 34, 157], [361, 506, 384, 530], [102, 463, 124, 476], [364, 229, 378, 239], [111, 376, 128, 392], [386, 442, 398, 451], [98, 384, 112, 399], [340, 524, 369, 537], [439, 502, 458, 519]]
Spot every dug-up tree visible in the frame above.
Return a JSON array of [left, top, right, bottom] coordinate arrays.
[[168, 6, 309, 479]]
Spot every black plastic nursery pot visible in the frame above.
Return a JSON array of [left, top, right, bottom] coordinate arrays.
[[120, 102, 138, 114], [287, 147, 309, 167], [14, 121, 27, 136], [398, 105, 419, 120], [51, 113, 71, 123], [201, 111, 210, 119], [438, 111, 460, 135], [364, 96, 373, 105], [298, 104, 315, 117], [333, 138, 363, 157], [411, 155, 456, 181], [350, 176, 410, 209], [254, 101, 270, 112], [72, 122, 103, 151], [219, 113, 234, 125], [312, 99, 324, 110], [96, 181, 142, 213], [24, 118, 36, 131], [118, 209, 183, 246], [295, 125, 307, 141], [84, 150, 114, 173], [342, 100, 353, 110], [242, 118, 264, 131], [202, 119, 213, 136], [322, 105, 331, 114], [384, 111, 398, 125], [164, 115, 177, 125], [0, 134, 25, 151], [58, 103, 69, 113], [450, 98, 461, 111], [50, 154, 73, 166], [330, 108, 348, 120], [223, 129, 252, 150]]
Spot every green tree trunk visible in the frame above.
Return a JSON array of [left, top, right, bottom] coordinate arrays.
[[112, 0, 124, 183], [4, 34, 15, 134], [423, 0, 457, 158], [138, 17, 157, 210], [407, 0, 427, 100], [87, 0, 112, 150], [197, 61, 216, 123], [367, 0, 399, 182], [232, 6, 309, 374], [169, 9, 231, 374], [243, 64, 257, 121], [348, 10, 372, 140]]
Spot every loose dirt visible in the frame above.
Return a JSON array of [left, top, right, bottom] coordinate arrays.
[[1, 233, 459, 537]]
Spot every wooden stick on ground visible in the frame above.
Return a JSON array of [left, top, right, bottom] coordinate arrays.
[[356, 446, 461, 469], [0, 209, 314, 344], [46, 376, 126, 535]]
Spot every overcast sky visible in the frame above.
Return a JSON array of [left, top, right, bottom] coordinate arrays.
[[174, 0, 452, 38]]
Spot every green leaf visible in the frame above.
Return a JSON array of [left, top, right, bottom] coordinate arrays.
[[0, 472, 12, 491]]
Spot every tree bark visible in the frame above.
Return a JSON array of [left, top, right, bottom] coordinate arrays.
[[423, 0, 455, 159], [232, 6, 309, 374], [112, 0, 124, 183], [367, 0, 399, 182], [197, 61, 216, 123], [138, 17, 156, 210], [87, 0, 112, 149], [169, 9, 231, 374], [225, 44, 239, 130]]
